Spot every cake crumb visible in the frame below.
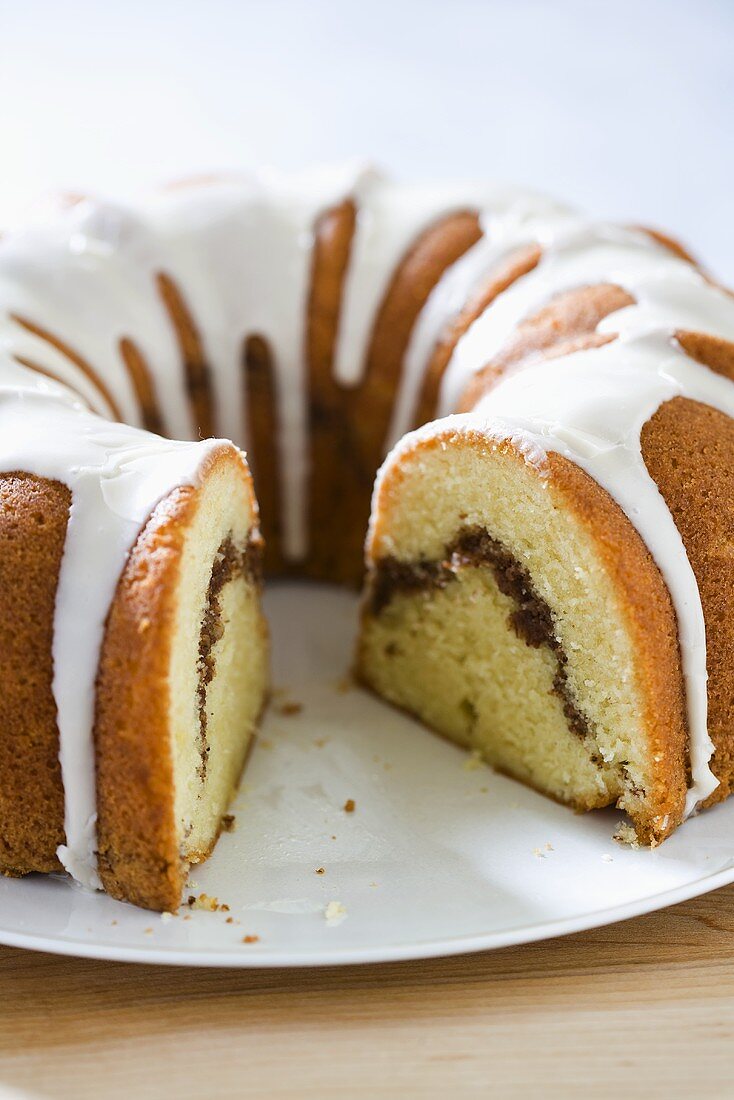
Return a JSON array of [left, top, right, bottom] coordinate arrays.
[[463, 750, 484, 772], [325, 900, 348, 926], [144, 927, 153, 935], [533, 847, 547, 859], [315, 866, 326, 875], [226, 916, 234, 924], [242, 934, 260, 944], [613, 823, 641, 849], [601, 853, 614, 863], [278, 701, 303, 717], [187, 892, 228, 912], [343, 799, 356, 813], [314, 737, 330, 748], [545, 843, 554, 852], [160, 911, 174, 923], [221, 814, 236, 833]]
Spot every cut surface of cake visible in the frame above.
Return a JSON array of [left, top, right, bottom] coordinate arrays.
[[357, 428, 688, 844]]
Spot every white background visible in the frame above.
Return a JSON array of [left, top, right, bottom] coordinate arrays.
[[0, 0, 732, 275]]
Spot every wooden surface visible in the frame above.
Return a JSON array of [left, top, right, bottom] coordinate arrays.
[[2, 885, 734, 1099]]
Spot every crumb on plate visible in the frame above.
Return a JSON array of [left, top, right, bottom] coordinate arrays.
[[324, 900, 348, 926]]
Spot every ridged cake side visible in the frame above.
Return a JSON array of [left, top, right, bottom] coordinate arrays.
[[0, 474, 69, 875]]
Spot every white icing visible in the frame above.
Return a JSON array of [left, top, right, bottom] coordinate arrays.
[[0, 167, 732, 879]]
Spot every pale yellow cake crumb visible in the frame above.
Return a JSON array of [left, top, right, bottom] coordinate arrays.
[[325, 900, 348, 926], [613, 822, 641, 849], [186, 892, 229, 912], [463, 750, 485, 772]]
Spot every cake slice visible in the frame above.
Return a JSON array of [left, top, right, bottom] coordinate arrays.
[[0, 445, 269, 912], [95, 446, 269, 910], [357, 426, 688, 844]]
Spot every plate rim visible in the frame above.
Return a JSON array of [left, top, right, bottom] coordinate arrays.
[[2, 862, 733, 968]]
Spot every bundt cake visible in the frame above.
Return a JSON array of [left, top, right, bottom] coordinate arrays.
[[0, 165, 732, 910]]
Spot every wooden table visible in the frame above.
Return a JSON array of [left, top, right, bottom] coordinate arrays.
[[1, 884, 734, 1098]]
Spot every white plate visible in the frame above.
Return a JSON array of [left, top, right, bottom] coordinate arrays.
[[2, 582, 734, 967]]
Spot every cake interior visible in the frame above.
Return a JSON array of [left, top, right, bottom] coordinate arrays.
[[168, 459, 269, 865], [358, 435, 664, 835]]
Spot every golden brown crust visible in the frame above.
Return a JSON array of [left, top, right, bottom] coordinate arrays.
[[242, 333, 284, 573], [676, 330, 734, 379], [94, 481, 196, 911], [544, 448, 688, 837], [304, 203, 483, 584], [118, 337, 166, 435], [156, 272, 216, 439], [305, 199, 358, 583], [641, 398, 734, 807], [0, 474, 69, 875]]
